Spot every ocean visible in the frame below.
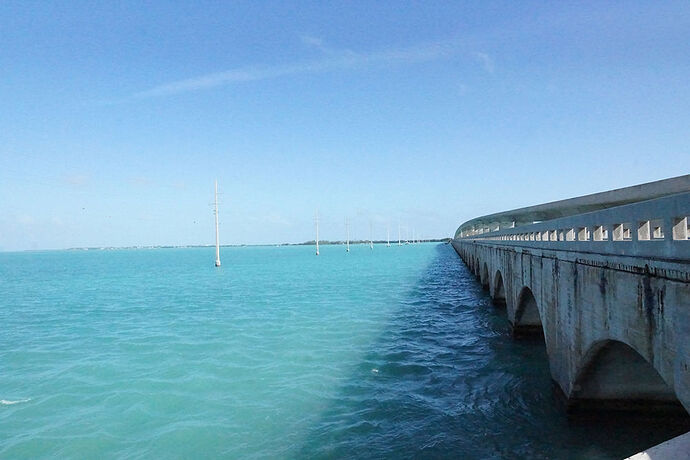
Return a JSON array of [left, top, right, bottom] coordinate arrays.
[[0, 243, 684, 458]]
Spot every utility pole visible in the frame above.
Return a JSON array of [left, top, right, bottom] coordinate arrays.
[[346, 218, 350, 253], [214, 180, 221, 267], [369, 221, 374, 250], [315, 210, 320, 256]]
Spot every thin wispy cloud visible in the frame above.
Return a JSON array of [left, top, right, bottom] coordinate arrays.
[[300, 35, 337, 55], [63, 173, 90, 186], [473, 51, 494, 74], [128, 175, 154, 187], [457, 82, 469, 96], [134, 38, 466, 99], [301, 35, 325, 48]]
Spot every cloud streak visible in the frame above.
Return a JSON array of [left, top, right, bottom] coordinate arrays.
[[473, 51, 494, 74], [63, 173, 90, 186], [134, 39, 465, 98]]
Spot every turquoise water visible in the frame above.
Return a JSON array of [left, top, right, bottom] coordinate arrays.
[[0, 243, 685, 458]]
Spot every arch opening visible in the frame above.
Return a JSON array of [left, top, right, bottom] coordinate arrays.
[[492, 270, 506, 307], [480, 263, 489, 290], [513, 287, 543, 338], [569, 340, 689, 417]]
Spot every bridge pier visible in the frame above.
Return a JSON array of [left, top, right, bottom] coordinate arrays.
[[453, 239, 690, 416], [511, 286, 543, 338], [490, 270, 506, 307]]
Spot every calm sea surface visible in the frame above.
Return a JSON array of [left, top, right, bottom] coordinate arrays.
[[0, 243, 684, 458]]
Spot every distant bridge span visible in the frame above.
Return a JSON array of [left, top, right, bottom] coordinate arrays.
[[452, 175, 690, 415]]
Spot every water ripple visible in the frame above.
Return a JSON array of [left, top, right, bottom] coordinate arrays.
[[0, 244, 684, 459]]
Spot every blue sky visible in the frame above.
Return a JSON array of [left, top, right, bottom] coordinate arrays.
[[1, 1, 689, 250]]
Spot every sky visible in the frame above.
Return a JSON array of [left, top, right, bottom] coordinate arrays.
[[1, 1, 689, 250]]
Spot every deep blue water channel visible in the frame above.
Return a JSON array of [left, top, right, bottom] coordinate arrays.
[[0, 243, 684, 458]]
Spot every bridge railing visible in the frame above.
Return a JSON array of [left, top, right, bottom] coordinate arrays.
[[455, 192, 690, 261]]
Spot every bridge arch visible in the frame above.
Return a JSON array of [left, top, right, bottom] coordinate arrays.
[[480, 262, 490, 290], [513, 286, 543, 337], [492, 270, 506, 306], [569, 339, 687, 416]]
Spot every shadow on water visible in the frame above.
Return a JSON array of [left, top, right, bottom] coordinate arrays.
[[293, 244, 688, 459]]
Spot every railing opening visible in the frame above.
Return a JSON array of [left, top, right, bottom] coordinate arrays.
[[651, 219, 664, 240], [673, 217, 689, 240], [566, 229, 576, 241], [638, 221, 651, 241], [613, 223, 632, 241], [593, 225, 608, 241], [577, 227, 590, 241]]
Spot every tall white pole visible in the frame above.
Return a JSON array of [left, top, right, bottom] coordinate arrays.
[[387, 224, 390, 247], [214, 180, 221, 267], [369, 221, 373, 250], [346, 218, 350, 253], [398, 221, 401, 246], [315, 210, 320, 256]]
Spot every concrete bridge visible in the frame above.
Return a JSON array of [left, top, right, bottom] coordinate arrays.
[[451, 175, 690, 416]]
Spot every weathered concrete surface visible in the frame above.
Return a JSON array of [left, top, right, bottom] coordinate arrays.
[[452, 239, 690, 415], [453, 178, 690, 456], [625, 431, 690, 459], [451, 176, 690, 417]]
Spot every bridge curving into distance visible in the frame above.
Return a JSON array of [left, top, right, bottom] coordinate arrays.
[[451, 175, 690, 416]]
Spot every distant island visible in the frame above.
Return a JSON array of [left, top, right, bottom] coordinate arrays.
[[62, 238, 451, 251], [292, 238, 451, 246]]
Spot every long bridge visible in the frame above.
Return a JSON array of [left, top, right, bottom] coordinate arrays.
[[451, 175, 690, 416]]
